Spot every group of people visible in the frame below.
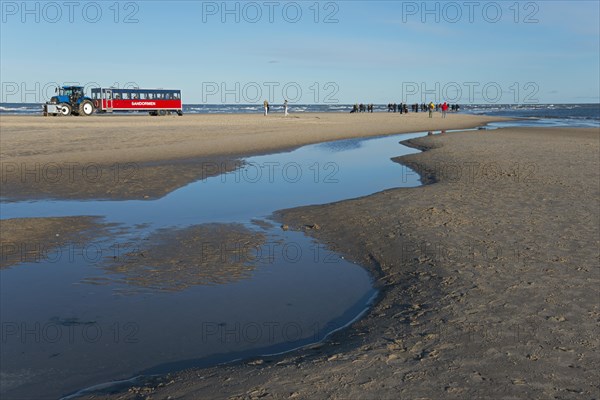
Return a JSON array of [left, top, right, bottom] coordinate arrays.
[[423, 102, 451, 118], [351, 102, 460, 116], [351, 103, 374, 113], [386, 103, 409, 113], [411, 103, 460, 113], [261, 100, 460, 117], [263, 99, 289, 116]]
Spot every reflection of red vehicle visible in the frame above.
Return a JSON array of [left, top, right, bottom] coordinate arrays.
[[90, 88, 183, 116]]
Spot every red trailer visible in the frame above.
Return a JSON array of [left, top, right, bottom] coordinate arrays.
[[90, 88, 183, 116]]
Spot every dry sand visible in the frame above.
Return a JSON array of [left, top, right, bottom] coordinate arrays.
[[0, 113, 503, 164], [0, 113, 503, 201], [80, 127, 599, 399]]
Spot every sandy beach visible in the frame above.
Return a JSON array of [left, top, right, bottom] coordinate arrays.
[[74, 125, 599, 400], [1, 115, 598, 399], [0, 113, 503, 201], [3, 0, 598, 397], [0, 113, 503, 164]]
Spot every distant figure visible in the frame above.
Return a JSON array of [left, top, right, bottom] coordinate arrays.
[[284, 99, 289, 116], [428, 102, 435, 118], [264, 100, 269, 116], [441, 101, 449, 118], [351, 104, 358, 113]]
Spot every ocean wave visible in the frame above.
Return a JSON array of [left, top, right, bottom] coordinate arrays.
[[0, 106, 39, 112]]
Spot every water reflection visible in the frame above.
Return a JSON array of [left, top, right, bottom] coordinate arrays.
[[85, 223, 267, 292], [1, 131, 432, 399]]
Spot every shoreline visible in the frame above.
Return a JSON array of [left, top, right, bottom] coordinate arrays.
[[76, 125, 599, 399]]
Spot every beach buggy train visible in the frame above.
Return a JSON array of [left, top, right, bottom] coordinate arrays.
[[43, 86, 183, 116]]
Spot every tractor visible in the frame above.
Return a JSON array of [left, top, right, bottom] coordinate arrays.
[[43, 86, 95, 116]]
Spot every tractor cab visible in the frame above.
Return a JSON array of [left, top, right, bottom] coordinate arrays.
[[51, 86, 85, 104]]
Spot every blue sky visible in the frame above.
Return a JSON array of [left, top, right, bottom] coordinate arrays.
[[1, 0, 599, 104]]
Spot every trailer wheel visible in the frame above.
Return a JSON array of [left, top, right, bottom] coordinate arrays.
[[177, 110, 183, 116], [158, 110, 167, 116], [79, 100, 94, 116], [59, 104, 72, 116]]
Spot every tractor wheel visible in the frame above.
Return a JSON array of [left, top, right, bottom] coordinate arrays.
[[79, 100, 94, 116], [59, 104, 72, 116]]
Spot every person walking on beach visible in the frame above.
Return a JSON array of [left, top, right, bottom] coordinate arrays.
[[428, 102, 435, 118], [264, 100, 269, 116], [283, 99, 289, 116], [441, 101, 449, 118]]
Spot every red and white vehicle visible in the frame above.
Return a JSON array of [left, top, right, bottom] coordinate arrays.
[[91, 88, 183, 116]]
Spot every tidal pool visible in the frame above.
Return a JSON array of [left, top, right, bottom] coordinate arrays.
[[1, 131, 430, 399]]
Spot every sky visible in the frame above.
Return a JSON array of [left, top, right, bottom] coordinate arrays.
[[1, 0, 599, 104]]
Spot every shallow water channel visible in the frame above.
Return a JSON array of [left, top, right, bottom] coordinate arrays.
[[1, 131, 431, 399]]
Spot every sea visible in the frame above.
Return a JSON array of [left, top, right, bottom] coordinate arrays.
[[1, 102, 599, 128]]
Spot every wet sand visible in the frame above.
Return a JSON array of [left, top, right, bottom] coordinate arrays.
[[0, 113, 503, 201], [0, 217, 112, 269], [87, 223, 267, 293], [80, 127, 599, 399]]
